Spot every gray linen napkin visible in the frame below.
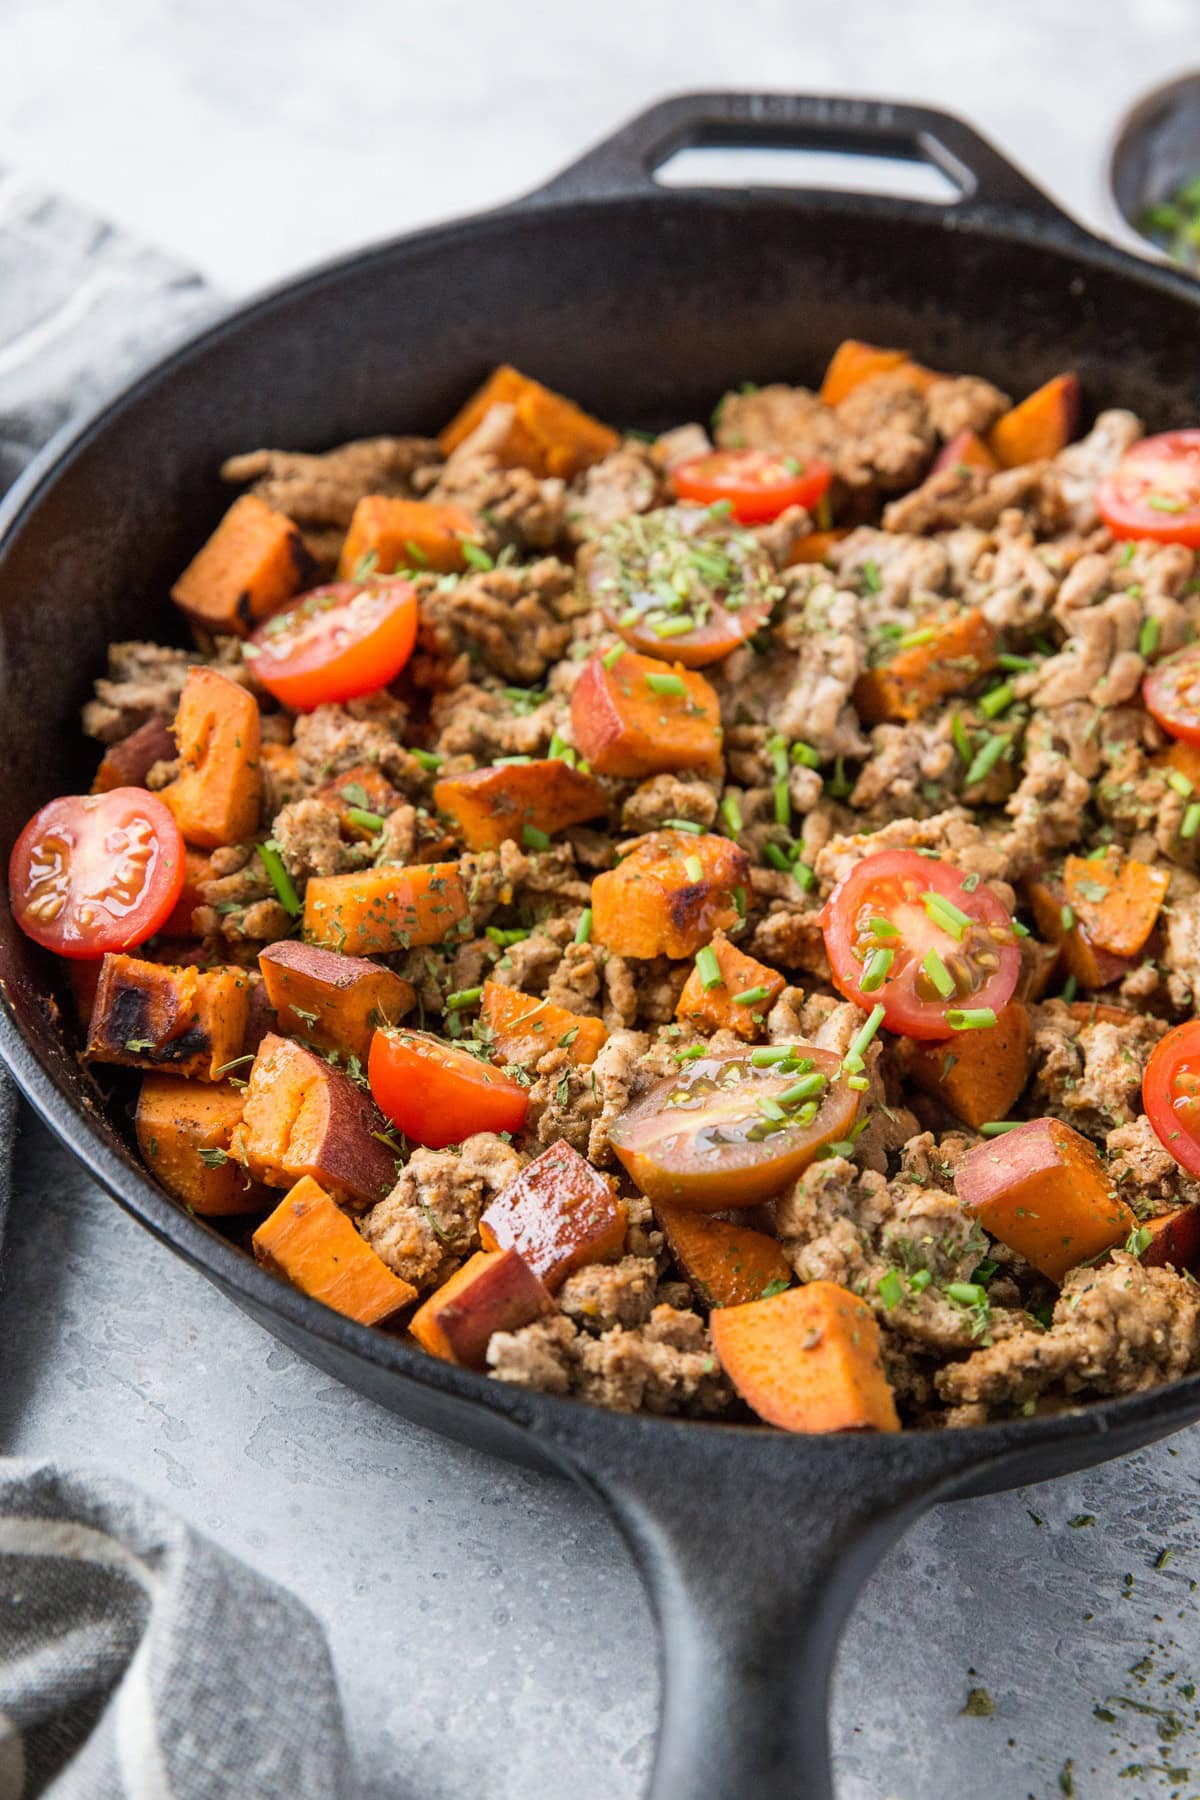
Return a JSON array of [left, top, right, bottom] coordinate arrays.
[[0, 168, 353, 1798]]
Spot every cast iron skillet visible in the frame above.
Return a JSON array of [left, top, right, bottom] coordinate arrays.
[[4, 91, 1200, 1799]]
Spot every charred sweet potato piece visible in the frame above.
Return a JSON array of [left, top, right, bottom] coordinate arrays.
[[233, 1032, 397, 1209], [316, 764, 401, 839], [1142, 1206, 1200, 1272], [1025, 873, 1135, 989], [92, 715, 176, 794], [785, 529, 849, 565], [931, 428, 1000, 475], [819, 340, 934, 406], [592, 831, 749, 959], [136, 1075, 270, 1216], [570, 648, 723, 778], [854, 608, 998, 724], [258, 940, 414, 1059], [160, 667, 261, 849], [85, 955, 251, 1080], [478, 1140, 627, 1289], [253, 1176, 417, 1325], [955, 1116, 1135, 1283], [710, 1282, 901, 1432], [674, 930, 785, 1040], [988, 373, 1081, 468], [438, 364, 619, 478], [903, 1000, 1033, 1130], [434, 759, 607, 851], [656, 1205, 792, 1309], [1063, 851, 1169, 960], [303, 861, 469, 955], [336, 496, 480, 579], [410, 1247, 554, 1365], [171, 494, 315, 637], [479, 980, 607, 1069]]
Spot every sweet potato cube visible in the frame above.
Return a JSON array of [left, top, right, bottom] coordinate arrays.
[[92, 714, 176, 794], [136, 1075, 270, 1216], [903, 1000, 1032, 1130], [931, 428, 1000, 476], [1063, 852, 1169, 960], [1142, 1206, 1200, 1273], [259, 741, 304, 811], [854, 608, 997, 724], [253, 1176, 416, 1326], [234, 1033, 397, 1209], [1025, 873, 1134, 989], [409, 1247, 554, 1365], [1154, 738, 1200, 794], [785, 529, 849, 566], [480, 980, 607, 1070], [171, 493, 315, 637], [656, 1205, 792, 1309], [434, 759, 607, 851], [303, 861, 469, 955], [438, 364, 619, 479], [160, 849, 211, 939], [85, 955, 251, 1080], [160, 667, 262, 848], [674, 930, 784, 1040], [259, 940, 414, 1059], [988, 373, 1081, 468], [591, 830, 749, 959], [336, 496, 480, 578], [819, 340, 933, 406], [479, 1140, 627, 1289], [710, 1282, 901, 1432], [955, 1116, 1136, 1283], [316, 763, 401, 838], [569, 648, 723, 778]]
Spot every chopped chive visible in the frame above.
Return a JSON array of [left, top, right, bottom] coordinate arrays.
[[922, 890, 972, 940], [1167, 769, 1194, 798], [997, 651, 1035, 671], [493, 754, 532, 766], [908, 1269, 933, 1294], [345, 806, 385, 833], [867, 915, 900, 939], [978, 682, 1015, 719], [664, 817, 704, 833], [767, 736, 789, 780], [1126, 1225, 1153, 1258], [898, 626, 936, 649], [1060, 974, 1078, 1004], [791, 740, 821, 768], [654, 614, 698, 638], [980, 1120, 1024, 1136], [445, 986, 483, 1010], [645, 671, 686, 696], [845, 1003, 886, 1067], [859, 947, 894, 993], [964, 733, 1010, 786], [950, 712, 974, 765], [674, 1044, 706, 1062], [946, 1281, 988, 1307], [922, 947, 956, 999], [460, 539, 495, 570], [793, 859, 817, 892], [1012, 917, 1030, 938], [410, 747, 443, 772], [685, 854, 704, 882], [764, 842, 792, 873], [486, 926, 529, 947], [733, 984, 771, 1007], [756, 1095, 787, 1124], [522, 824, 551, 851], [618, 606, 642, 628], [575, 908, 593, 945], [861, 560, 883, 594], [779, 1072, 826, 1104], [1139, 615, 1161, 659], [602, 641, 626, 670], [946, 1007, 997, 1030], [256, 841, 302, 917], [846, 1073, 870, 1092], [1183, 802, 1200, 840], [695, 945, 722, 990], [1147, 493, 1187, 513], [751, 1045, 792, 1066], [774, 779, 791, 826], [720, 793, 743, 836], [878, 1269, 904, 1310], [1060, 903, 1075, 932], [733, 884, 747, 917]]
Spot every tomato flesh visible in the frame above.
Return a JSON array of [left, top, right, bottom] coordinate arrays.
[[608, 1044, 859, 1209], [9, 787, 186, 959], [671, 449, 833, 524], [1143, 1021, 1200, 1178], [1096, 431, 1200, 547], [249, 578, 418, 709], [821, 849, 1020, 1040], [369, 1027, 529, 1150], [1144, 645, 1200, 746]]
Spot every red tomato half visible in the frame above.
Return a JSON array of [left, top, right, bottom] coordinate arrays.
[[1144, 645, 1200, 746], [671, 449, 833, 524], [249, 578, 418, 710], [9, 787, 185, 960], [1143, 1020, 1200, 1178], [1096, 431, 1200, 547], [821, 849, 1020, 1040], [369, 1028, 529, 1150]]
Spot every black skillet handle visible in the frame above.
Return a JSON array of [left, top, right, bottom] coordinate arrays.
[[530, 90, 1081, 234]]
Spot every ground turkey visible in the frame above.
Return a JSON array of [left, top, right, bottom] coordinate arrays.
[[359, 1133, 526, 1293]]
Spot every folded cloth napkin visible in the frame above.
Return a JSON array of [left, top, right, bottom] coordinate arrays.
[[0, 169, 353, 1798]]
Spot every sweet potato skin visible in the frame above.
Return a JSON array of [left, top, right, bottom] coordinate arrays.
[[409, 1248, 555, 1365], [592, 831, 749, 959], [92, 715, 176, 794], [656, 1205, 792, 1309], [674, 930, 785, 1040], [479, 980, 607, 1069], [988, 373, 1081, 468], [85, 955, 251, 1080], [234, 1032, 397, 1209], [303, 862, 469, 956], [1143, 1206, 1200, 1273], [434, 759, 607, 851], [711, 1282, 901, 1432], [171, 494, 315, 637], [160, 667, 262, 849], [479, 1140, 627, 1288], [258, 940, 414, 1059], [253, 1176, 417, 1326], [336, 496, 479, 578], [903, 1000, 1032, 1129], [1063, 852, 1169, 960], [570, 649, 723, 779], [438, 365, 619, 478], [854, 608, 997, 724], [136, 1075, 269, 1215], [931, 428, 1000, 475]]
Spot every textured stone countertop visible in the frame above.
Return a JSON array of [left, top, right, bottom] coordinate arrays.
[[3, 3, 1200, 1795]]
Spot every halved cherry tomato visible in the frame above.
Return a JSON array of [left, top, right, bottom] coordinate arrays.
[[609, 1044, 858, 1209], [1143, 1020, 1200, 1178], [9, 787, 185, 960], [369, 1027, 529, 1150], [1096, 431, 1200, 547], [821, 849, 1020, 1041], [248, 578, 418, 710], [671, 449, 833, 524], [1144, 645, 1200, 746]]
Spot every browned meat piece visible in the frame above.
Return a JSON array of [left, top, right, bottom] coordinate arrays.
[[488, 1303, 730, 1415], [620, 772, 719, 833], [271, 798, 364, 881], [1029, 1000, 1168, 1139], [418, 408, 566, 550], [82, 640, 246, 743], [221, 436, 442, 528], [557, 1255, 658, 1332], [358, 1133, 527, 1293], [834, 373, 936, 491], [565, 440, 664, 544], [417, 558, 584, 684], [923, 374, 1010, 439], [1106, 1114, 1200, 1218]]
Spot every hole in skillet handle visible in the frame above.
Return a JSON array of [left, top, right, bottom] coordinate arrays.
[[654, 142, 961, 204]]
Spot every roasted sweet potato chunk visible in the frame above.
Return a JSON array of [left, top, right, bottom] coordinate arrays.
[[785, 529, 849, 566], [903, 1000, 1032, 1129], [136, 1075, 270, 1216], [674, 930, 784, 1040], [710, 1282, 901, 1432], [303, 861, 469, 955], [854, 608, 997, 724], [438, 364, 619, 479], [160, 667, 262, 849], [478, 1140, 627, 1290], [233, 1033, 397, 1209], [480, 980, 607, 1069], [656, 1205, 792, 1309], [160, 849, 211, 939], [1142, 1206, 1200, 1272], [931, 428, 1000, 475], [253, 1176, 416, 1325], [570, 648, 723, 778], [85, 954, 251, 1080], [1062, 851, 1169, 960], [1025, 872, 1135, 990], [171, 494, 315, 637], [410, 1247, 555, 1365], [434, 759, 607, 851], [336, 496, 480, 578], [92, 715, 176, 795], [591, 831, 749, 959], [258, 940, 414, 1060], [315, 763, 401, 838], [819, 340, 933, 406], [988, 373, 1080, 468]]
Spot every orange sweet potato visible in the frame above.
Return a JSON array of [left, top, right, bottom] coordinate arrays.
[[253, 1175, 416, 1325], [1142, 1206, 1200, 1272], [303, 861, 469, 955], [674, 929, 785, 1040], [479, 1140, 627, 1289], [1063, 851, 1169, 960], [409, 1247, 555, 1365], [591, 830, 749, 959], [1154, 738, 1200, 793], [785, 529, 849, 565], [854, 608, 997, 724], [903, 1000, 1033, 1129], [136, 1075, 270, 1216], [438, 364, 619, 479], [259, 741, 304, 809], [259, 940, 414, 1059], [85, 954, 251, 1080], [710, 1282, 901, 1432], [570, 648, 722, 778], [336, 496, 480, 578], [160, 849, 211, 939], [988, 373, 1081, 468], [433, 759, 607, 851], [316, 763, 401, 838], [171, 494, 315, 637], [480, 979, 607, 1069], [160, 667, 261, 849], [92, 714, 176, 794], [819, 340, 934, 406], [1025, 872, 1135, 990], [955, 1116, 1135, 1282], [234, 1032, 396, 1209], [656, 1205, 792, 1309], [931, 428, 1000, 475]]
